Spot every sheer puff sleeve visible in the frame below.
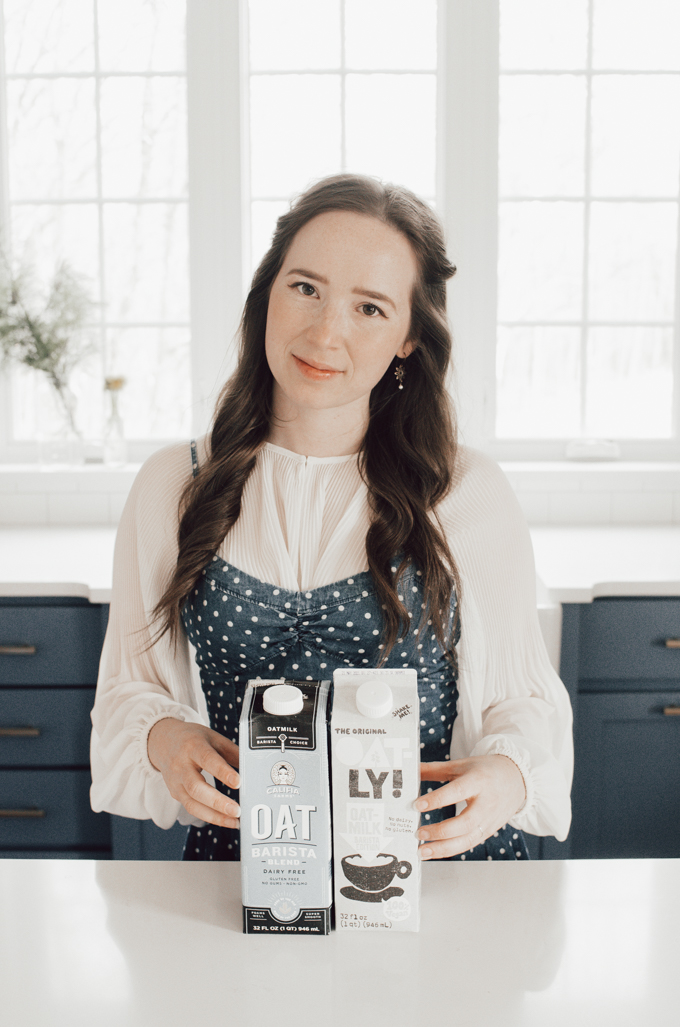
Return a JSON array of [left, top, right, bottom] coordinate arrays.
[[90, 440, 210, 828], [440, 447, 573, 840]]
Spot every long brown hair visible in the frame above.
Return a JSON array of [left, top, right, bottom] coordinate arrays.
[[153, 174, 461, 665]]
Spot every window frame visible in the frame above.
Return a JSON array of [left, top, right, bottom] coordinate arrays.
[[2, 0, 677, 465], [0, 0, 246, 464], [442, 0, 680, 462]]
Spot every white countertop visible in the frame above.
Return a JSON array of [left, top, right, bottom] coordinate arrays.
[[1, 525, 680, 604], [531, 526, 680, 602], [0, 526, 116, 603], [0, 859, 677, 1027]]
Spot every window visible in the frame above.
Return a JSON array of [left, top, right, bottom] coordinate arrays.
[[493, 0, 680, 457], [0, 0, 191, 460], [246, 0, 439, 275], [4, 1, 677, 465]]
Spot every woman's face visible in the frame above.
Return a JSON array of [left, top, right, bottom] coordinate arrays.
[[265, 210, 417, 418]]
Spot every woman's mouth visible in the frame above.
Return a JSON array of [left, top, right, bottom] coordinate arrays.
[[292, 355, 342, 381]]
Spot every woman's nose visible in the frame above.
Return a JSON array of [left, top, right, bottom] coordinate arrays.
[[304, 303, 345, 349]]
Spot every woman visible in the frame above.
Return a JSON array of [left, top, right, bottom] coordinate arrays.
[[91, 174, 573, 862]]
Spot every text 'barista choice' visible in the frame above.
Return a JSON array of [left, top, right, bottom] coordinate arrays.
[[240, 681, 333, 935]]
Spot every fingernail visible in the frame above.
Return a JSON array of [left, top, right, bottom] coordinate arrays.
[[414, 799, 428, 812], [228, 804, 240, 818], [419, 847, 432, 860], [418, 830, 430, 841]]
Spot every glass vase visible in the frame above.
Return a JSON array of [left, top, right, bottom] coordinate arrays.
[[103, 389, 128, 466]]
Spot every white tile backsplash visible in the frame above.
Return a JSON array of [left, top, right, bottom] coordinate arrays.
[[109, 493, 130, 522], [611, 491, 674, 524], [3, 460, 680, 527], [47, 492, 111, 525], [0, 493, 49, 524], [0, 466, 139, 526], [547, 490, 611, 524], [514, 491, 549, 523]]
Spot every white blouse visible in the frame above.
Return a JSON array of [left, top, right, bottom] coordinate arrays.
[[90, 437, 573, 840]]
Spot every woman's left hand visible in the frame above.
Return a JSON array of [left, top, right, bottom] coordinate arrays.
[[416, 755, 527, 859]]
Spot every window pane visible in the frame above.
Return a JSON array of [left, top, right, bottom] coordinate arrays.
[[248, 0, 340, 70], [103, 202, 189, 321], [498, 202, 584, 321], [496, 326, 581, 438], [591, 76, 680, 197], [250, 75, 341, 197], [345, 74, 436, 196], [97, 0, 186, 72], [500, 0, 588, 71], [250, 200, 289, 279], [499, 74, 586, 197], [11, 354, 104, 441], [593, 0, 680, 71], [588, 202, 677, 322], [6, 78, 97, 199], [106, 327, 191, 438], [10, 203, 100, 299], [100, 76, 188, 198], [345, 0, 436, 70], [585, 327, 673, 437], [3, 0, 94, 74]]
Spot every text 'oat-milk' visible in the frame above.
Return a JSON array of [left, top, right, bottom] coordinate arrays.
[[239, 679, 333, 935], [331, 668, 420, 932]]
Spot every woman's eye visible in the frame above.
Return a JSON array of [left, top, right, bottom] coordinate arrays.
[[360, 303, 382, 317], [294, 282, 316, 297]]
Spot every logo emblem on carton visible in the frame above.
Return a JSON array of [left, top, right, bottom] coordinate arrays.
[[271, 761, 296, 786]]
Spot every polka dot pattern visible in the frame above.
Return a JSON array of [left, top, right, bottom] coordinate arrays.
[[181, 440, 529, 863]]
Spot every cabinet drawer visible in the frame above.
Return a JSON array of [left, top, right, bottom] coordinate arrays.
[[572, 691, 680, 859], [0, 689, 94, 766], [0, 607, 102, 685], [0, 770, 110, 849], [579, 599, 680, 682]]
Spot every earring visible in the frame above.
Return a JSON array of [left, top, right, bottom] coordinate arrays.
[[394, 362, 405, 390]]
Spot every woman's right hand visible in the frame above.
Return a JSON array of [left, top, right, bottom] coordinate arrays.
[[147, 718, 241, 829]]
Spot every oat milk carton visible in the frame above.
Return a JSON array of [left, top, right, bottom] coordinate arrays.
[[331, 668, 420, 932], [239, 679, 333, 935]]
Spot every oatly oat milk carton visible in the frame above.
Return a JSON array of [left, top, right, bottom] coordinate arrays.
[[331, 668, 420, 932], [239, 679, 333, 935]]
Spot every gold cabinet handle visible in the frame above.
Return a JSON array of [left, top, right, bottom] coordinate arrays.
[[0, 727, 41, 738], [665, 639, 680, 649], [0, 644, 37, 655], [663, 707, 680, 716], [0, 809, 45, 818]]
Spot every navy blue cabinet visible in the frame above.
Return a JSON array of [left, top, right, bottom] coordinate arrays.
[[8, 594, 677, 861], [564, 598, 680, 860], [0, 598, 186, 860], [0, 598, 112, 858]]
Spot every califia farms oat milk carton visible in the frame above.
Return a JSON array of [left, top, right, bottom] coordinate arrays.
[[331, 668, 420, 932], [239, 680, 333, 935]]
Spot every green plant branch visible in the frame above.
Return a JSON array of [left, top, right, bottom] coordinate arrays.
[[0, 256, 96, 437]]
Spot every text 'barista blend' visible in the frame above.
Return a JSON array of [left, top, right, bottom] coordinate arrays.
[[331, 668, 420, 932], [239, 680, 333, 935]]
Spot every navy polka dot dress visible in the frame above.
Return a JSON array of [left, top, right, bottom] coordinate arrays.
[[181, 442, 528, 863]]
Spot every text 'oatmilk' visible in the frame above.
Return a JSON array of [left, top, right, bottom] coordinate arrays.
[[239, 679, 333, 935], [331, 668, 420, 932]]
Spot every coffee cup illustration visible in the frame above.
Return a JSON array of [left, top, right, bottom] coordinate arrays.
[[341, 853, 412, 893]]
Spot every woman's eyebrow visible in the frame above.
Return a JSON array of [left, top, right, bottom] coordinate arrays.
[[351, 287, 395, 311], [285, 267, 396, 311], [285, 267, 329, 284]]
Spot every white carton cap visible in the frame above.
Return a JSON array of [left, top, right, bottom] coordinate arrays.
[[263, 684, 304, 716], [356, 679, 393, 719]]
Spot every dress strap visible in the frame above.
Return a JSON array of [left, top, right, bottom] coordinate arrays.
[[190, 439, 199, 478]]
